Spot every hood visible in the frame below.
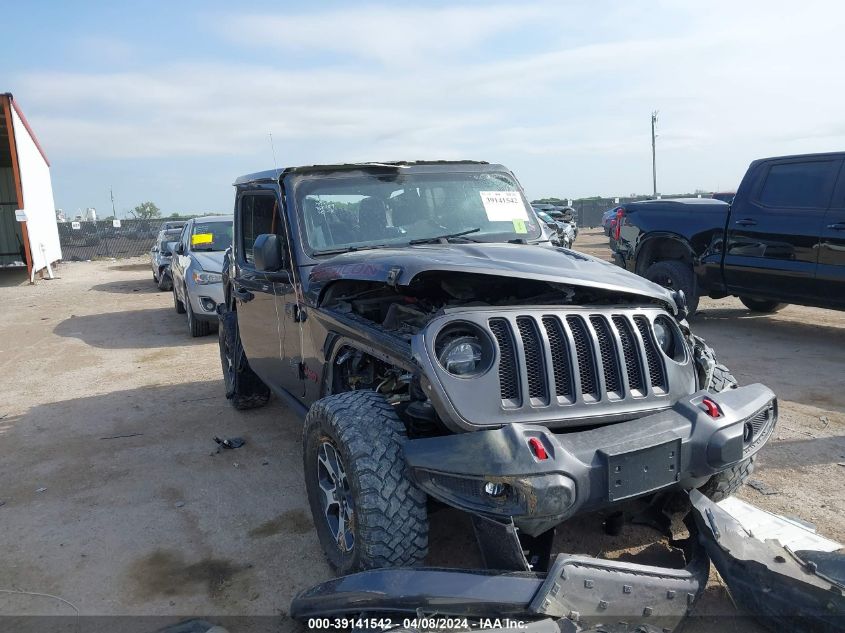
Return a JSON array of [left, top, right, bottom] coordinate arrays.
[[307, 242, 676, 308], [191, 250, 226, 273]]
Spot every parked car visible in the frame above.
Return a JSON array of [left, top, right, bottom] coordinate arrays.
[[171, 216, 232, 336], [610, 151, 845, 314], [711, 191, 736, 204], [602, 207, 620, 235], [161, 220, 187, 231], [534, 209, 568, 247], [218, 160, 776, 575], [149, 227, 183, 290]]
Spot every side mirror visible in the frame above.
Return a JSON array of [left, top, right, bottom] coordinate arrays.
[[174, 243, 185, 255], [254, 234, 283, 272]]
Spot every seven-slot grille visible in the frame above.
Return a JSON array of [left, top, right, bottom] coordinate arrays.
[[488, 313, 668, 407]]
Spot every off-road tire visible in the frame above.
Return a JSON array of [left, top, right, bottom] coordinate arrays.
[[186, 294, 211, 337], [303, 391, 428, 574], [699, 362, 754, 501], [644, 260, 700, 315], [739, 297, 787, 313], [173, 284, 186, 314], [699, 455, 756, 502], [218, 307, 270, 410]]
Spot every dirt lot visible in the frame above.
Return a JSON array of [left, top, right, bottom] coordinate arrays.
[[0, 229, 842, 631]]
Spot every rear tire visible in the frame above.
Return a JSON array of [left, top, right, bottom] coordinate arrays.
[[303, 391, 428, 574], [218, 307, 270, 410], [173, 284, 186, 314], [699, 362, 755, 501], [739, 297, 787, 313], [644, 260, 700, 315]]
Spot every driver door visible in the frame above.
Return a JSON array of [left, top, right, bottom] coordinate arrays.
[[232, 191, 300, 393]]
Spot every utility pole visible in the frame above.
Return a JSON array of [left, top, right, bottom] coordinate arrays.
[[651, 111, 659, 197], [110, 187, 117, 218]]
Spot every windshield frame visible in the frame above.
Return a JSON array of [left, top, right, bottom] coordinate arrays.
[[290, 168, 543, 258]]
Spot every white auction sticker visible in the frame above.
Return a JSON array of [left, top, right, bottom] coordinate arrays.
[[479, 191, 528, 222]]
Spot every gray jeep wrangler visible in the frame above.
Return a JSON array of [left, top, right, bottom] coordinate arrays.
[[218, 161, 776, 574]]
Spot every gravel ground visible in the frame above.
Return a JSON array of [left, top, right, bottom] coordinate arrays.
[[0, 231, 841, 632]]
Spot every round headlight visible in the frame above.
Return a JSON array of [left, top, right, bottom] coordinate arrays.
[[438, 336, 483, 375], [653, 319, 672, 353]]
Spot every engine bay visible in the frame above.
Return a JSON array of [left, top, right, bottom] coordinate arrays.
[[320, 271, 661, 338]]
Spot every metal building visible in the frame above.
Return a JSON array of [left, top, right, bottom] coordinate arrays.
[[0, 92, 62, 280]]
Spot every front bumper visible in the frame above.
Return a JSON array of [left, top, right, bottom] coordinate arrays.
[[186, 277, 225, 322], [406, 384, 777, 535]]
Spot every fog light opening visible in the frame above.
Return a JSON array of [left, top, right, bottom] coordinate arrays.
[[200, 297, 216, 312], [484, 481, 507, 497]]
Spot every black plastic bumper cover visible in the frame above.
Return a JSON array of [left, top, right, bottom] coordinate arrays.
[[690, 490, 845, 633], [290, 535, 708, 632], [406, 384, 776, 535]]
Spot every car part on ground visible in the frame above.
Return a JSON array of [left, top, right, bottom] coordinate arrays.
[[290, 512, 708, 633], [690, 490, 845, 633]]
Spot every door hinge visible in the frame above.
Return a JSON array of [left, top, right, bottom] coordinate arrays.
[[285, 302, 306, 322]]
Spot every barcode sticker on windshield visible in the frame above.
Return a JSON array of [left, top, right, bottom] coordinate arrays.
[[480, 191, 529, 222]]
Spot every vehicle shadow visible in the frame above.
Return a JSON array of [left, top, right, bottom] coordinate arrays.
[[53, 308, 213, 348], [91, 279, 164, 294]]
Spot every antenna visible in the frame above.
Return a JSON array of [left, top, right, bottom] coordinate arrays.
[[268, 132, 280, 177]]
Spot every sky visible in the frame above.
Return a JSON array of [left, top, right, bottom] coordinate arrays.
[[3, 0, 845, 217]]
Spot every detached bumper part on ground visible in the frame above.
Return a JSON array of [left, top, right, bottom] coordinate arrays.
[[406, 384, 777, 536], [290, 523, 709, 633], [291, 493, 845, 633], [690, 490, 845, 633]]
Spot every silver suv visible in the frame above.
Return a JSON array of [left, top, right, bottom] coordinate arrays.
[[171, 216, 232, 337], [149, 227, 183, 291]]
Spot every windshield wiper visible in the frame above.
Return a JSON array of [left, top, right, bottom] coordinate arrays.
[[312, 244, 393, 256], [408, 228, 481, 245]]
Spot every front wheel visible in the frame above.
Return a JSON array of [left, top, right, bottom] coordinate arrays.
[[173, 283, 186, 314], [186, 292, 211, 337], [303, 391, 428, 574], [739, 297, 787, 313], [644, 260, 700, 315]]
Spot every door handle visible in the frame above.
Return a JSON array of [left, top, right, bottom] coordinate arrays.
[[735, 218, 757, 227], [827, 222, 845, 231], [231, 286, 253, 302], [285, 302, 306, 322]]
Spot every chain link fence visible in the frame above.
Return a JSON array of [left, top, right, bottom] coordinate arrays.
[[57, 219, 186, 261]]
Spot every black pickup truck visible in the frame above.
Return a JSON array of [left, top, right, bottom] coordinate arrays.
[[610, 151, 845, 314]]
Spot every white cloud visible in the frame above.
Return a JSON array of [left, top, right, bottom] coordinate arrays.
[[215, 5, 547, 65]]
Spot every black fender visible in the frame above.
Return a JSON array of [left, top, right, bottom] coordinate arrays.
[[633, 232, 698, 277]]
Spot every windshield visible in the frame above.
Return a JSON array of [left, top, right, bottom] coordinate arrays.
[[158, 229, 182, 250], [295, 170, 542, 254], [190, 221, 232, 252]]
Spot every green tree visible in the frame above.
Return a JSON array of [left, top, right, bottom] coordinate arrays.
[[129, 201, 161, 220]]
